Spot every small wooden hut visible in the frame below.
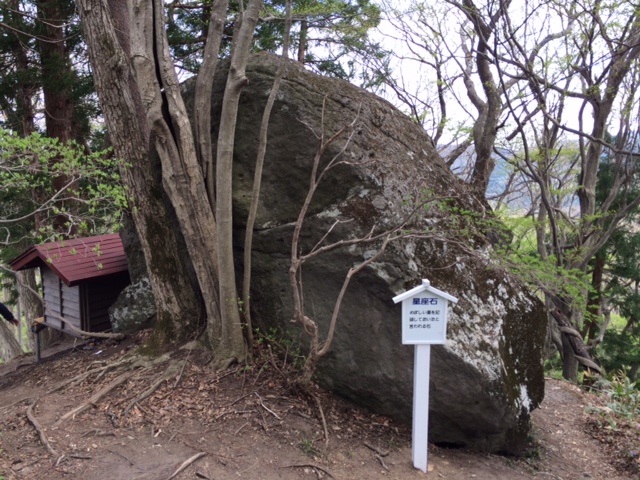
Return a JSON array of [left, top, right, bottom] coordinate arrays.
[[9, 234, 130, 336]]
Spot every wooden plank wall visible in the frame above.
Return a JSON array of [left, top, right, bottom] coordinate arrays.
[[43, 269, 82, 332]]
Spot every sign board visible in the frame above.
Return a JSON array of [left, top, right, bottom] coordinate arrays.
[[393, 279, 457, 345], [392, 279, 457, 474]]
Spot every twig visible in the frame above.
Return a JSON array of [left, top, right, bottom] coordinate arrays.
[[165, 452, 207, 480], [375, 454, 389, 471], [281, 464, 336, 479], [230, 392, 253, 406], [135, 402, 153, 417], [312, 393, 329, 447], [81, 429, 115, 438], [107, 448, 135, 466], [26, 398, 59, 457], [234, 422, 250, 435], [364, 441, 389, 457], [256, 393, 282, 420]]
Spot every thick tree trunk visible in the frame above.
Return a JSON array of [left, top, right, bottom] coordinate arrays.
[[37, 0, 77, 235], [77, 0, 255, 366], [127, 0, 249, 366], [37, 0, 73, 143], [8, 0, 36, 137], [76, 0, 203, 347]]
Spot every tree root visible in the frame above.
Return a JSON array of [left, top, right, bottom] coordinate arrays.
[[121, 362, 180, 425], [165, 452, 207, 480], [47, 353, 137, 394], [56, 369, 138, 425], [27, 398, 60, 457]]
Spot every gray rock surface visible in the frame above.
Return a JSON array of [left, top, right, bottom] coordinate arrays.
[[207, 54, 547, 454], [109, 276, 156, 333]]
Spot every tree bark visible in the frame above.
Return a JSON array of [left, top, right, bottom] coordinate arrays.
[[36, 0, 77, 235], [242, 0, 292, 349], [0, 320, 21, 362], [451, 0, 510, 195], [76, 0, 203, 347], [15, 269, 42, 352], [194, 0, 229, 207], [213, 0, 264, 365]]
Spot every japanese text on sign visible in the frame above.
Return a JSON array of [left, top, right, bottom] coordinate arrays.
[[408, 298, 441, 329]]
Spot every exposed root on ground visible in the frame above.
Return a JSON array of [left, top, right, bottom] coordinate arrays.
[[121, 362, 181, 425], [166, 452, 207, 480], [27, 397, 59, 457], [47, 351, 139, 394], [54, 352, 172, 426], [56, 369, 140, 425]]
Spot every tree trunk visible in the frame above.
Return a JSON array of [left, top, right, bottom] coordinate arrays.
[[76, 0, 204, 347], [213, 0, 264, 365], [583, 253, 604, 342], [127, 0, 250, 366], [8, 0, 36, 137], [0, 321, 21, 362], [298, 20, 308, 64], [561, 334, 578, 383], [452, 0, 509, 195], [550, 306, 601, 380], [77, 0, 259, 366], [37, 0, 77, 235], [194, 0, 229, 207], [15, 269, 43, 352]]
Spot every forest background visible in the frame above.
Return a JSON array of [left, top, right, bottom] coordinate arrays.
[[0, 0, 639, 407]]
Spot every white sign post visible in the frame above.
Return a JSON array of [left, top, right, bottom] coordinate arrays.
[[393, 279, 458, 473]]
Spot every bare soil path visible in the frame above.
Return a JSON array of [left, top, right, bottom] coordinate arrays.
[[0, 338, 634, 479]]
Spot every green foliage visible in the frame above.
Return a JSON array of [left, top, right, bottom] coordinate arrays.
[[588, 371, 640, 425], [165, 0, 386, 86], [298, 437, 320, 457], [0, 0, 98, 142], [254, 326, 305, 369], [597, 329, 640, 376], [0, 129, 126, 251]]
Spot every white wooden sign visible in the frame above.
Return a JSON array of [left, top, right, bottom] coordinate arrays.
[[393, 279, 458, 473]]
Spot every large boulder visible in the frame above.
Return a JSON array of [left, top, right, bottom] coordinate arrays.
[[204, 54, 547, 454]]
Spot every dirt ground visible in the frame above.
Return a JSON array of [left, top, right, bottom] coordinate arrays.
[[0, 335, 636, 480]]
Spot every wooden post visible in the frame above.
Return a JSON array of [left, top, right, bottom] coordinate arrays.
[[35, 329, 41, 363], [413, 344, 431, 472], [393, 279, 458, 474]]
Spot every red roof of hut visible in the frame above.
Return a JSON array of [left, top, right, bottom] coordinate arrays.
[[9, 234, 128, 287]]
